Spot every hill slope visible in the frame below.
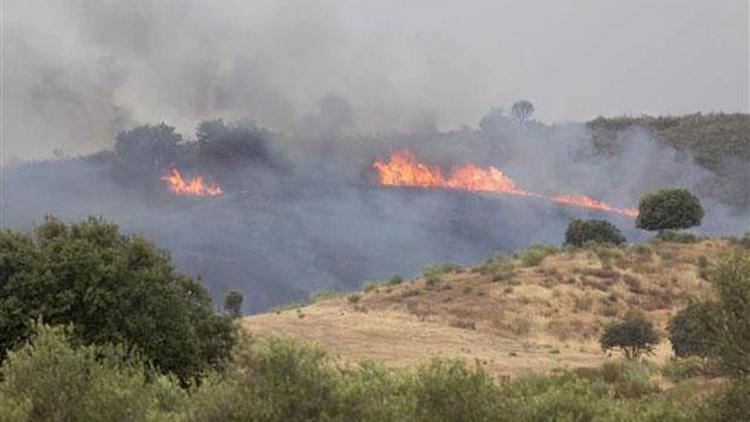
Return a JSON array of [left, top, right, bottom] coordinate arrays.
[[243, 238, 728, 375]]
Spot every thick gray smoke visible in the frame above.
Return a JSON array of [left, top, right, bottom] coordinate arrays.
[[3, 0, 747, 162], [2, 1, 748, 312]]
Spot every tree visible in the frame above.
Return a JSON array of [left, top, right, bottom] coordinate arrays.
[[114, 123, 181, 175], [224, 291, 244, 318], [564, 219, 626, 247], [707, 250, 750, 375], [599, 311, 660, 360], [0, 215, 234, 383], [668, 301, 719, 359], [511, 100, 534, 123], [635, 188, 704, 232]]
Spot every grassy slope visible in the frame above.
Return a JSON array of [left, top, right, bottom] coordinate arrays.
[[243, 239, 727, 377]]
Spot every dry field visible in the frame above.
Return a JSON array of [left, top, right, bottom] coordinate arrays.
[[243, 238, 729, 376]]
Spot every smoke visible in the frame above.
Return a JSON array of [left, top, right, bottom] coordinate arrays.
[[3, 0, 746, 162], [2, 1, 748, 312]]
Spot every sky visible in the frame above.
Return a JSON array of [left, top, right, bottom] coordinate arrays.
[[1, 0, 748, 162]]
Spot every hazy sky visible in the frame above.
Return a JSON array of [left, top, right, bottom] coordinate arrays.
[[1, 0, 748, 161]]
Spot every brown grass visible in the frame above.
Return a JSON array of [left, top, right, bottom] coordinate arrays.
[[243, 239, 729, 377]]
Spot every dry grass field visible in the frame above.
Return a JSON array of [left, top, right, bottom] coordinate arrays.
[[243, 238, 729, 377]]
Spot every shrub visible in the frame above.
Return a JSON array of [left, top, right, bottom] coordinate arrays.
[[564, 219, 626, 247], [656, 230, 698, 243], [423, 263, 462, 278], [479, 253, 515, 281], [517, 244, 557, 267], [347, 294, 361, 303], [224, 290, 244, 318], [661, 357, 705, 382], [0, 216, 234, 383], [387, 275, 404, 285], [635, 188, 704, 231], [668, 301, 719, 359], [412, 359, 502, 421], [600, 311, 660, 360], [0, 323, 186, 421]]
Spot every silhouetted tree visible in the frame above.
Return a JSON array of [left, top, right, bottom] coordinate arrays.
[[224, 291, 244, 318], [511, 100, 534, 123]]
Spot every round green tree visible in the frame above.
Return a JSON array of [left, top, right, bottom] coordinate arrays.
[[635, 188, 704, 232], [600, 311, 660, 360], [668, 301, 719, 359], [564, 219, 626, 247], [0, 216, 234, 383]]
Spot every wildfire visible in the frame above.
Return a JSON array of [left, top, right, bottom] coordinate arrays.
[[372, 150, 638, 217], [161, 168, 223, 197]]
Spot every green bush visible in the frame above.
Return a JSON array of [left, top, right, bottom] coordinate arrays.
[[0, 216, 234, 383], [564, 219, 626, 247], [516, 244, 557, 267], [600, 311, 660, 360], [661, 357, 705, 382], [635, 188, 704, 232], [0, 322, 186, 421], [655, 230, 698, 243], [668, 301, 719, 359]]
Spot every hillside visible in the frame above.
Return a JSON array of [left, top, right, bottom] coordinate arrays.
[[243, 238, 729, 376]]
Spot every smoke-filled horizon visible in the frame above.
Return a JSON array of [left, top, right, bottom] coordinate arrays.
[[2, 0, 748, 163]]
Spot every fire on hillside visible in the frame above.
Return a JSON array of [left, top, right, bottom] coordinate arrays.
[[372, 150, 639, 217], [161, 168, 223, 197]]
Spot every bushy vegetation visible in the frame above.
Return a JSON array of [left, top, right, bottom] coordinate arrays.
[[668, 301, 718, 359], [599, 311, 660, 360], [515, 244, 557, 267], [564, 219, 626, 247], [0, 216, 234, 383], [635, 188, 704, 232], [224, 290, 244, 318], [0, 323, 704, 421]]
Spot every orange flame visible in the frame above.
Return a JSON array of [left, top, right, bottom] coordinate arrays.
[[373, 150, 638, 217], [161, 168, 223, 197]]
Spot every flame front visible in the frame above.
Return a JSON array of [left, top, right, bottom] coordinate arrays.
[[373, 150, 638, 217], [161, 168, 223, 197]]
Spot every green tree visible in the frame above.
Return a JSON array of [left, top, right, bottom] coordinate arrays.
[[564, 219, 626, 247], [707, 250, 750, 375], [0, 215, 234, 383], [224, 290, 244, 318], [668, 301, 719, 359], [635, 188, 704, 232], [600, 311, 660, 360]]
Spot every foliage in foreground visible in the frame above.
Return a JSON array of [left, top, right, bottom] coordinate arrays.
[[0, 216, 234, 383], [0, 322, 722, 422]]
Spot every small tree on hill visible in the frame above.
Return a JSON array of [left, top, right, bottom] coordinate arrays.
[[564, 219, 626, 247], [635, 188, 704, 232], [600, 311, 660, 360], [224, 291, 244, 318]]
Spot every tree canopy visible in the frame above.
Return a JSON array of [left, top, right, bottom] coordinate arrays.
[[0, 216, 234, 383], [635, 188, 704, 232]]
